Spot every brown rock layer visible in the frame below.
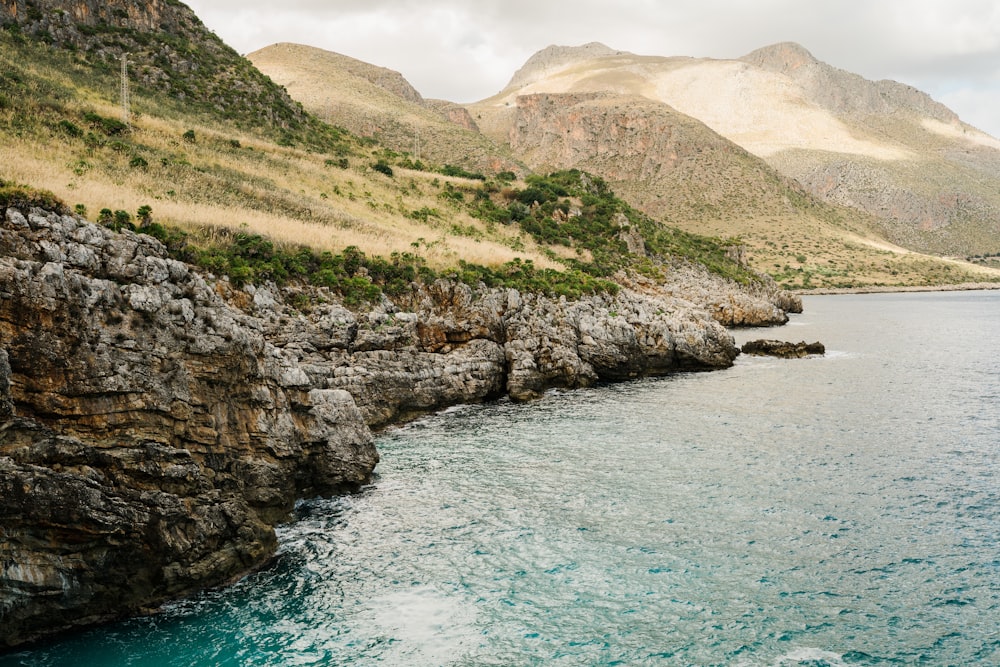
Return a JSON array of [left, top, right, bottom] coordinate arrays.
[[0, 206, 377, 647]]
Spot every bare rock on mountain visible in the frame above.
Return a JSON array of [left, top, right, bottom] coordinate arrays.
[[478, 40, 1000, 264], [741, 42, 957, 122], [425, 99, 480, 132], [1, 0, 174, 32], [507, 91, 804, 225], [504, 42, 623, 92]]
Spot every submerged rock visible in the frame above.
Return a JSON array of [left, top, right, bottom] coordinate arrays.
[[741, 339, 825, 358]]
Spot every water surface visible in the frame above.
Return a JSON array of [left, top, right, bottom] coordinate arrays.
[[4, 292, 999, 666]]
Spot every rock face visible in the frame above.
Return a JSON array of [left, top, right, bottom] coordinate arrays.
[[740, 42, 957, 123], [0, 205, 377, 647], [504, 91, 809, 226], [0, 204, 794, 646], [741, 339, 825, 358]]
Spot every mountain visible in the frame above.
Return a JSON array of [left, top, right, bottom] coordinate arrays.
[[0, 4, 568, 277], [474, 42, 1000, 264], [248, 42, 523, 174]]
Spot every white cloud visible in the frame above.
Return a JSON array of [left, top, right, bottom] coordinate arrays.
[[937, 86, 1000, 137]]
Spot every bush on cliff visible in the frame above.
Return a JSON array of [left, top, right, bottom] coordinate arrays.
[[0, 179, 66, 213], [470, 170, 759, 286]]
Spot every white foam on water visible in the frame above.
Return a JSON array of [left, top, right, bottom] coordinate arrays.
[[772, 647, 848, 666], [353, 585, 481, 666]]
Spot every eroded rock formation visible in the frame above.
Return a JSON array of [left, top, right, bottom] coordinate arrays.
[[0, 206, 377, 647], [741, 339, 825, 358], [0, 205, 794, 646]]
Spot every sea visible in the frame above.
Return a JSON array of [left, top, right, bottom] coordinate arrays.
[[2, 291, 998, 666]]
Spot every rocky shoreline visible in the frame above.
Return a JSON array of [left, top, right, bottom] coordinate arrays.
[[797, 282, 1000, 295], [0, 205, 798, 648]]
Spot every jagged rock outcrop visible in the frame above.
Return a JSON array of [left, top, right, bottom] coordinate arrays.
[[741, 339, 825, 358], [0, 204, 797, 646], [0, 205, 377, 647]]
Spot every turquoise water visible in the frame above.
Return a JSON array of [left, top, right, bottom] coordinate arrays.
[[3, 292, 999, 666]]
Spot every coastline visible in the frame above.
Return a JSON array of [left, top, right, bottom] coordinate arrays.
[[796, 281, 1000, 296], [0, 204, 798, 648]]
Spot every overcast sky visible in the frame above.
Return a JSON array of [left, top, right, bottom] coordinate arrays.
[[183, 0, 1000, 139]]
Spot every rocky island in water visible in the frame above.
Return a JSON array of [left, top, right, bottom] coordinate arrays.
[[0, 202, 799, 647]]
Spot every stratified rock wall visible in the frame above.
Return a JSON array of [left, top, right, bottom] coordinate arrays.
[[0, 205, 789, 646]]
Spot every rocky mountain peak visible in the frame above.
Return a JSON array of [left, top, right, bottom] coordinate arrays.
[[505, 42, 622, 91], [740, 41, 955, 122], [740, 41, 819, 75]]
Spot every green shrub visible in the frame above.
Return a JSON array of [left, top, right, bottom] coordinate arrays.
[[0, 180, 66, 212], [439, 164, 486, 180], [136, 205, 153, 226], [372, 160, 393, 177], [58, 119, 83, 138], [83, 111, 127, 136]]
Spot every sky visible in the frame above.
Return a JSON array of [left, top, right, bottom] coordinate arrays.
[[183, 0, 1000, 139]]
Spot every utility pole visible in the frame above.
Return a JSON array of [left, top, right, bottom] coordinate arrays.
[[120, 55, 130, 128]]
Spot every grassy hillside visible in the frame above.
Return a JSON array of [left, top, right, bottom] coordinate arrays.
[[247, 43, 525, 177], [0, 26, 768, 303]]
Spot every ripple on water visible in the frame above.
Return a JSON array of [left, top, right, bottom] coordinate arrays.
[[2, 292, 999, 666]]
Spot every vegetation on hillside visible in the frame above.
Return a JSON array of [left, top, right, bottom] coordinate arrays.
[[5, 6, 992, 293], [0, 25, 766, 304]]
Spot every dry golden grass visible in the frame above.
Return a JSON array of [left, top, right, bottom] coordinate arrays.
[[0, 105, 560, 271], [248, 43, 524, 175], [683, 212, 1000, 289]]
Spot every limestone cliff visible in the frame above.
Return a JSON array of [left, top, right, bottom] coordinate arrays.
[[0, 205, 377, 647], [0, 203, 794, 647]]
